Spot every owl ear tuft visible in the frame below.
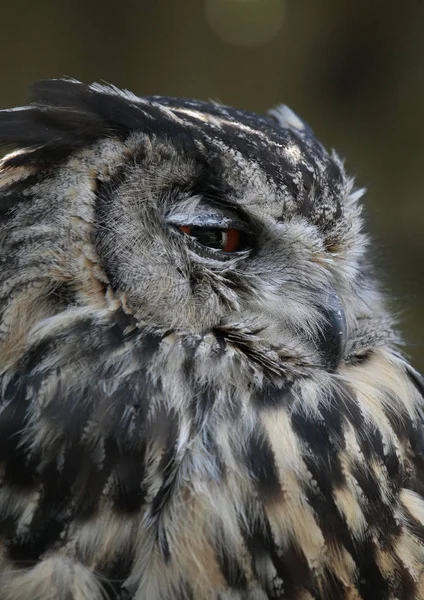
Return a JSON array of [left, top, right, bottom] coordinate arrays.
[[0, 79, 151, 170], [268, 104, 313, 136]]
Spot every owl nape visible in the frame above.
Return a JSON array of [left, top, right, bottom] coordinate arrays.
[[0, 79, 423, 600]]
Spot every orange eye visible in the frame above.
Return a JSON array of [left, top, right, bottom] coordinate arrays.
[[178, 225, 246, 253], [222, 228, 240, 253]]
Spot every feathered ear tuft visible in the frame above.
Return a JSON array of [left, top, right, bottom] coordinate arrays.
[[0, 78, 151, 169], [268, 104, 308, 133]]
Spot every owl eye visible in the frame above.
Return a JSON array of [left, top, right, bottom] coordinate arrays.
[[178, 225, 246, 253]]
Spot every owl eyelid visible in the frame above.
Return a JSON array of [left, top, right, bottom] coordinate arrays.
[[166, 212, 252, 233]]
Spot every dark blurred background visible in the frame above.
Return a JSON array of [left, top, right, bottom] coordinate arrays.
[[1, 0, 423, 368]]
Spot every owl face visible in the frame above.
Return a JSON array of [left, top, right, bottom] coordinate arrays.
[[0, 80, 370, 372]]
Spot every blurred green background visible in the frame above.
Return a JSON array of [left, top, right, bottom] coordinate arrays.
[[1, 0, 423, 368]]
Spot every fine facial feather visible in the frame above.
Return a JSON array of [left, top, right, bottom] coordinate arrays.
[[0, 79, 423, 600]]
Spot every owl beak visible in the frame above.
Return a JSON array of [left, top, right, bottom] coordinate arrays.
[[317, 290, 347, 372]]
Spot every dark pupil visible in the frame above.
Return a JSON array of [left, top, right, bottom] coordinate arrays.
[[189, 227, 224, 249]]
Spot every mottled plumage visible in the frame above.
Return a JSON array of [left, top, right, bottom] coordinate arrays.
[[0, 79, 423, 600]]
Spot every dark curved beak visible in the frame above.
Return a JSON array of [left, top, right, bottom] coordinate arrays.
[[316, 290, 347, 372]]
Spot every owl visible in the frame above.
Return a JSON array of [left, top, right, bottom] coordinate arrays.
[[0, 79, 423, 600]]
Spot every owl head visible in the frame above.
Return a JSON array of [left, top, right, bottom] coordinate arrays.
[[0, 80, 388, 375]]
